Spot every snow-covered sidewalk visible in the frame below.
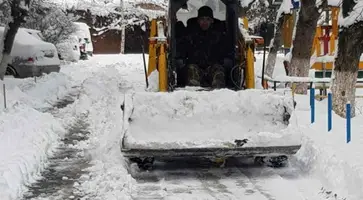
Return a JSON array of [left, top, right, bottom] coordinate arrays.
[[255, 52, 363, 199], [0, 55, 145, 200], [2, 53, 363, 199], [0, 71, 81, 199], [292, 94, 363, 200]]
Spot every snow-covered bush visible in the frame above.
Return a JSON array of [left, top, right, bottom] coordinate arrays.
[[22, 0, 77, 44], [56, 35, 80, 62], [0, 1, 10, 26]]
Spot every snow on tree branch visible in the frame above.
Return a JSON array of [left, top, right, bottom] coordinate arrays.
[[277, 0, 292, 21], [328, 0, 342, 6], [339, 0, 363, 27], [241, 0, 256, 8]]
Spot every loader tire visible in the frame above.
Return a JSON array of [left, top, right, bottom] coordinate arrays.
[[267, 155, 288, 168], [129, 157, 154, 171], [254, 155, 288, 168]]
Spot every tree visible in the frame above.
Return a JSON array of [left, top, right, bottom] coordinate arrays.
[[289, 0, 327, 94], [264, 8, 285, 78], [246, 0, 276, 33], [331, 0, 363, 118], [0, 0, 31, 80]]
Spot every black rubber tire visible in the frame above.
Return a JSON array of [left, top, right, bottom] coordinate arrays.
[[254, 155, 288, 168], [266, 156, 288, 168], [6, 66, 18, 78], [129, 157, 155, 171]]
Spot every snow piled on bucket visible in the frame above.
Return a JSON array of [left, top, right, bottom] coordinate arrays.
[[122, 89, 302, 149]]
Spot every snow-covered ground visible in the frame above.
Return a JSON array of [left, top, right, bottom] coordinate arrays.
[[1, 53, 363, 199]]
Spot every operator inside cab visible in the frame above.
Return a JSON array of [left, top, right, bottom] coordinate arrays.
[[177, 6, 232, 89]]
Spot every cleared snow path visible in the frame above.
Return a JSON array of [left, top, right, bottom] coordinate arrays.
[[23, 113, 91, 199], [21, 83, 91, 199], [127, 158, 339, 200], [131, 160, 347, 200]]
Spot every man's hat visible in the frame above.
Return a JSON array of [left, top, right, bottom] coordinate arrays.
[[198, 6, 213, 18]]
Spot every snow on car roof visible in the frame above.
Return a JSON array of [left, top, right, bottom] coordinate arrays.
[[19, 28, 41, 33], [0, 27, 43, 46], [0, 26, 57, 57]]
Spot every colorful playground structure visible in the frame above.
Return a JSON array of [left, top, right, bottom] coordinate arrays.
[[281, 5, 363, 95]]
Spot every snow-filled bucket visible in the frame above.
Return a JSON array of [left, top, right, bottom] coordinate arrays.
[[121, 89, 302, 153]]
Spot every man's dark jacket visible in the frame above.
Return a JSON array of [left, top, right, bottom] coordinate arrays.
[[183, 26, 227, 69]]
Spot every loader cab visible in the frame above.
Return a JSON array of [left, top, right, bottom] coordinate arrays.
[[167, 0, 245, 90]]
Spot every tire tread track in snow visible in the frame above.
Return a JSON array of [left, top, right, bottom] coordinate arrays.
[[234, 160, 307, 200], [128, 158, 311, 200], [194, 170, 233, 199]]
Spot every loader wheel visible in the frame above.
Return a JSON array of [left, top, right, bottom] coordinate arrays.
[[267, 155, 288, 168], [254, 156, 265, 166], [254, 155, 288, 168], [129, 157, 154, 171]]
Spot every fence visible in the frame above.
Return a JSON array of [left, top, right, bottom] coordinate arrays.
[[262, 75, 353, 143], [310, 87, 351, 143]]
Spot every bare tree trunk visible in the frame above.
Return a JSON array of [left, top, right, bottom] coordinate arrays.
[[265, 14, 284, 78], [0, 0, 30, 80], [331, 0, 363, 118], [289, 0, 326, 94]]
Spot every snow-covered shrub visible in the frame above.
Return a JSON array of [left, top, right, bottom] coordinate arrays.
[[0, 1, 10, 26], [23, 0, 77, 44], [56, 35, 80, 62]]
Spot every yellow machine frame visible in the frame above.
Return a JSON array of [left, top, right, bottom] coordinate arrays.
[[146, 16, 256, 92]]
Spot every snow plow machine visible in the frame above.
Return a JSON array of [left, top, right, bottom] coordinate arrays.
[[121, 0, 302, 170]]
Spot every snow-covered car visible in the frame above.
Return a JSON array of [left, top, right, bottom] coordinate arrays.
[[56, 35, 81, 62], [0, 27, 61, 78], [74, 22, 93, 57]]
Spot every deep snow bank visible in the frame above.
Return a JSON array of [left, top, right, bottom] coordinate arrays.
[[0, 72, 79, 200], [296, 137, 363, 200], [293, 95, 363, 200], [1, 72, 76, 111], [0, 104, 65, 200]]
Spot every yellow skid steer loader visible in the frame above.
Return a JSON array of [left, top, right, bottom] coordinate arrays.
[[120, 0, 302, 170]]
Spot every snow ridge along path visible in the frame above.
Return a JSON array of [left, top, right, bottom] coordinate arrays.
[[0, 71, 83, 200]]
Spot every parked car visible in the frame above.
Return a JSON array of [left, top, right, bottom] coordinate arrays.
[[0, 27, 61, 78], [21, 28, 64, 60], [73, 22, 93, 58]]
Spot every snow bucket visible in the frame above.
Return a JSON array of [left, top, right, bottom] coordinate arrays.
[[121, 89, 302, 159]]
